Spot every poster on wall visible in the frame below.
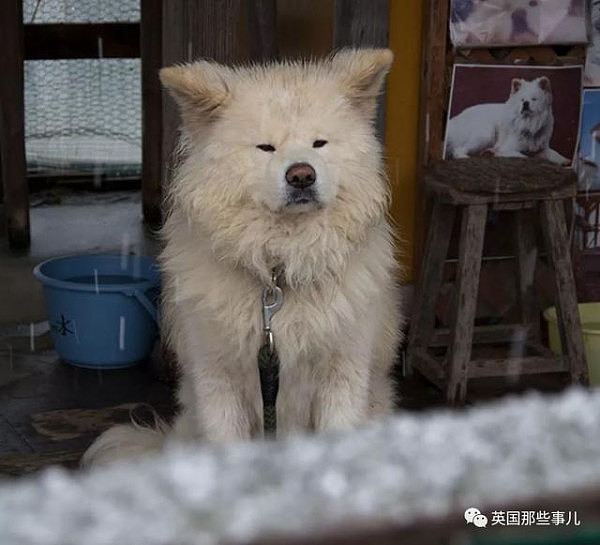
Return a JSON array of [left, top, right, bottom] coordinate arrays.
[[443, 64, 583, 166], [450, 0, 588, 48], [577, 89, 600, 190], [585, 0, 600, 86]]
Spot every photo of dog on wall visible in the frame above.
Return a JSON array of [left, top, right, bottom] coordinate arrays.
[[577, 89, 600, 190], [585, 0, 600, 86], [450, 0, 588, 48], [444, 64, 583, 165]]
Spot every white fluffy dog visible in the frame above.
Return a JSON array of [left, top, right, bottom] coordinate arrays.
[[83, 49, 403, 467], [446, 76, 569, 165]]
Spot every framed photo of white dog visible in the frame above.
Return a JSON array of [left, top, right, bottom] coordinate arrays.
[[444, 64, 583, 165]]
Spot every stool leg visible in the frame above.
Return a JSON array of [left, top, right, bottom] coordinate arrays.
[[407, 200, 456, 374], [514, 208, 540, 342], [447, 204, 487, 404], [540, 200, 588, 385]]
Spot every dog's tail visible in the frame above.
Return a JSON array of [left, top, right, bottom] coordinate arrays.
[[81, 411, 169, 469]]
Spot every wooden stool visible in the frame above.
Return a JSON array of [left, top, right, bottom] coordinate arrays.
[[407, 158, 588, 404]]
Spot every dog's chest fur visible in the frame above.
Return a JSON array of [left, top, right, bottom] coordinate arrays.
[[507, 111, 552, 154]]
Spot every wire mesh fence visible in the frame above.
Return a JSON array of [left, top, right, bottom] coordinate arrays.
[[22, 0, 141, 179], [23, 0, 139, 25]]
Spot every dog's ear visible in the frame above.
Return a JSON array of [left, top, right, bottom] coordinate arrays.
[[511, 78, 522, 94], [160, 61, 232, 126], [538, 76, 551, 92], [331, 48, 394, 120]]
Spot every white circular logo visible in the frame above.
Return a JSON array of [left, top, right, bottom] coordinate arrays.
[[473, 514, 488, 528], [464, 507, 481, 524]]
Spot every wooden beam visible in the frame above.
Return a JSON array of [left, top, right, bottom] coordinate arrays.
[[141, 0, 163, 226], [409, 350, 445, 389], [431, 324, 531, 348], [333, 0, 390, 142], [24, 23, 140, 60], [468, 356, 568, 378], [0, 0, 30, 248]]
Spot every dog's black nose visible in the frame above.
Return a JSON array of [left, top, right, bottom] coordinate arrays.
[[285, 163, 316, 189], [523, 101, 530, 111]]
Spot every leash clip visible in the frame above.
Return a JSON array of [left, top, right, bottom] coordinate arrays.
[[262, 270, 283, 352]]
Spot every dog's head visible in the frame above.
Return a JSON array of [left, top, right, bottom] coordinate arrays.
[[160, 49, 392, 216], [509, 76, 552, 118]]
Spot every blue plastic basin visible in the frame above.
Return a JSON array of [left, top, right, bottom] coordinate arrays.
[[34, 254, 160, 369]]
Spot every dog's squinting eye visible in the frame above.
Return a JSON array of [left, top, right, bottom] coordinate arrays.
[[257, 144, 276, 152], [313, 140, 328, 148]]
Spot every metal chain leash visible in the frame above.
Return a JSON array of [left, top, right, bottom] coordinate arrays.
[[258, 269, 283, 438]]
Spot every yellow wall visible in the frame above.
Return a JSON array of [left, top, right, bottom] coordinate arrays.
[[385, 0, 423, 283]]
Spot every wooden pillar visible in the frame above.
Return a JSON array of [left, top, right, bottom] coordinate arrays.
[[247, 0, 278, 61], [333, 0, 390, 142], [413, 0, 450, 276], [161, 0, 188, 195], [0, 0, 30, 249], [141, 0, 163, 227]]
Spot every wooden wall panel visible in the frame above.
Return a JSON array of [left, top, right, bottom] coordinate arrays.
[[247, 0, 278, 61], [333, 0, 389, 141], [277, 0, 333, 58]]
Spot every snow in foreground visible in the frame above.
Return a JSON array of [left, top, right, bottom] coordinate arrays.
[[1, 387, 599, 545]]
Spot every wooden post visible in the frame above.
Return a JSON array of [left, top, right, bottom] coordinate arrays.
[[141, 0, 163, 227], [406, 200, 456, 374], [0, 0, 30, 249], [161, 0, 190, 190], [333, 0, 390, 142], [414, 0, 450, 276]]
